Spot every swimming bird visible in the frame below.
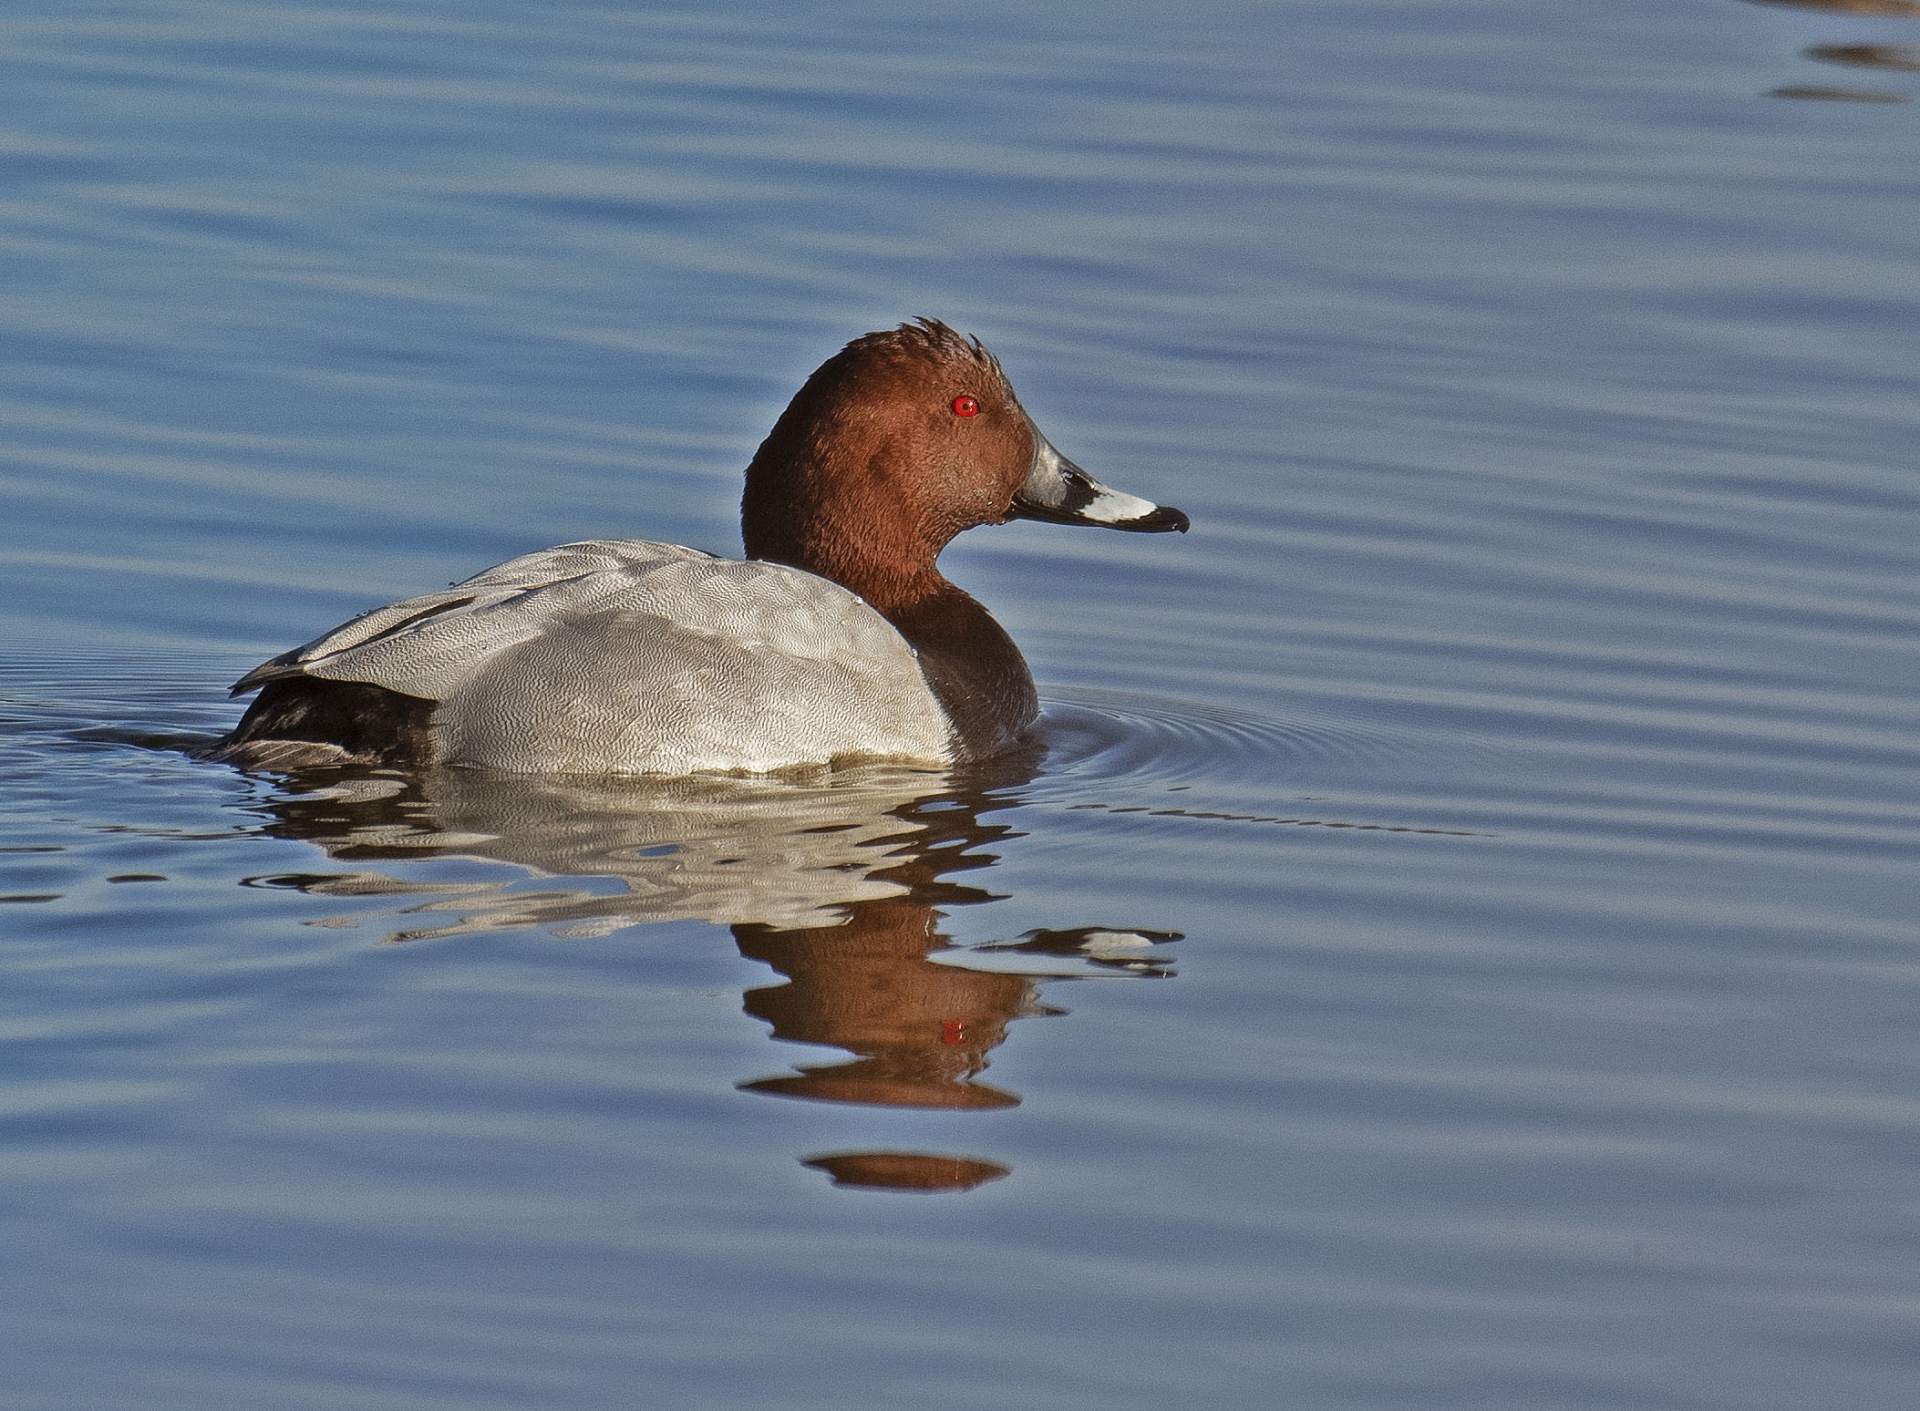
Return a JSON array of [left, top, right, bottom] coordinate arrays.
[[208, 319, 1188, 774]]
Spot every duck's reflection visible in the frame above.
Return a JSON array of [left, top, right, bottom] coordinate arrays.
[[242, 752, 1181, 1192]]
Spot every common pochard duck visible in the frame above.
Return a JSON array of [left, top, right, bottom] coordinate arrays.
[[210, 319, 1188, 774]]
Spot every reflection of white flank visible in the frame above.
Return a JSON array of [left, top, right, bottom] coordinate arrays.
[[270, 764, 959, 939]]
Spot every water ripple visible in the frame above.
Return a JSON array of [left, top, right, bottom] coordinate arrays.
[[1035, 685, 1426, 786]]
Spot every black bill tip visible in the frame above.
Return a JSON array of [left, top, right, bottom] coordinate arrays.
[[1117, 505, 1190, 534]]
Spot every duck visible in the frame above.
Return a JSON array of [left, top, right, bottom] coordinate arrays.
[[208, 319, 1188, 775]]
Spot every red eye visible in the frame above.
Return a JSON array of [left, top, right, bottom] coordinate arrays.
[[951, 395, 980, 418]]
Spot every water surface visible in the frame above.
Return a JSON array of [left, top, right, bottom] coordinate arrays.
[[4, 2, 1920, 1408]]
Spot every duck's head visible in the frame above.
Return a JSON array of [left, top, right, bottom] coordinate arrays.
[[742, 319, 1187, 611]]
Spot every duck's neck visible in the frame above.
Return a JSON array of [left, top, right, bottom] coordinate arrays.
[[752, 546, 1039, 758], [884, 574, 1039, 759]]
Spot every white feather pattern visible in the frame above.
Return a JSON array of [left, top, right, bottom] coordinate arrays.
[[236, 540, 955, 773]]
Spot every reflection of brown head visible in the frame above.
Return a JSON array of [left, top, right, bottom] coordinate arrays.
[[735, 894, 1039, 1110], [732, 770, 1062, 1110], [802, 1150, 1011, 1193]]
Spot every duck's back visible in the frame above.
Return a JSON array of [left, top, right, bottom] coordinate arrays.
[[216, 540, 954, 774]]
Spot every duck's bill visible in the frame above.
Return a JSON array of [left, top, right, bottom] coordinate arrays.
[[1009, 428, 1190, 534]]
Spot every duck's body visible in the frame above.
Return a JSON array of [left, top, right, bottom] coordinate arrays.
[[210, 321, 1186, 775], [223, 540, 957, 773]]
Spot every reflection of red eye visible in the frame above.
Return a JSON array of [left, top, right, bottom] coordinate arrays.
[[951, 395, 979, 417]]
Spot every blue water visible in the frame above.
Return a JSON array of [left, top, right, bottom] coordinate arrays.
[[5, 2, 1920, 1407]]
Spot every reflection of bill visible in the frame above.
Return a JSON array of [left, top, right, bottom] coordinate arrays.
[[1803, 41, 1920, 65], [1739, 0, 1919, 13], [1732, 0, 1920, 101], [243, 754, 1181, 1191], [1775, 37, 1920, 100]]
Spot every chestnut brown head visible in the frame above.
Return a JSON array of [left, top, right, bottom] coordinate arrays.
[[741, 319, 1186, 613]]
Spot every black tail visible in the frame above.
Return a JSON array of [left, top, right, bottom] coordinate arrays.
[[205, 678, 436, 770]]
